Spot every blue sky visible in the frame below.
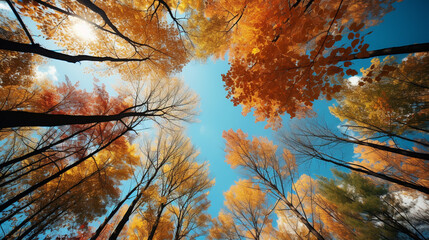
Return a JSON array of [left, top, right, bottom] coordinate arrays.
[[6, 0, 429, 231]]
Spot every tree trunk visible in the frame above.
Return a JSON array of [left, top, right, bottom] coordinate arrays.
[[173, 222, 183, 240], [108, 191, 144, 240], [0, 110, 162, 129], [108, 170, 161, 240], [313, 155, 429, 194], [90, 184, 140, 240], [256, 173, 326, 240], [0, 38, 149, 63], [1, 152, 72, 188], [4, 164, 109, 237], [18, 206, 69, 240], [349, 43, 429, 60], [0, 196, 39, 225], [147, 203, 167, 240], [338, 136, 429, 160], [5, 195, 72, 238], [280, 195, 326, 240], [12, 204, 62, 240], [173, 211, 185, 240]]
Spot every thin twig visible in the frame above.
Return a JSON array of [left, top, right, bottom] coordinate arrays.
[[6, 0, 35, 44]]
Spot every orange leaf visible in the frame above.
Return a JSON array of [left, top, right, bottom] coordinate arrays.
[[351, 39, 359, 48], [346, 69, 358, 76]]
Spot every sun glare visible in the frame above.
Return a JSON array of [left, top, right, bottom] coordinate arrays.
[[348, 76, 361, 86], [72, 21, 96, 41]]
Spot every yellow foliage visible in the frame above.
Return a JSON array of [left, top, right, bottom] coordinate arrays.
[[331, 53, 429, 135], [127, 209, 174, 240], [209, 179, 273, 239]]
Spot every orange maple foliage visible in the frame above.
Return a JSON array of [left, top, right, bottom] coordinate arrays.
[[200, 0, 397, 129]]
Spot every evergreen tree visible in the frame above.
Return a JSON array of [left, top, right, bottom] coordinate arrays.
[[318, 169, 427, 240]]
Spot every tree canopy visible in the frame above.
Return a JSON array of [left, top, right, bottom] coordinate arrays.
[[1, 0, 428, 239], [191, 0, 429, 129]]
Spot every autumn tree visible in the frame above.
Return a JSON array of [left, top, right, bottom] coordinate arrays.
[[279, 120, 429, 194], [168, 167, 213, 240], [0, 133, 141, 239], [277, 171, 428, 239], [274, 174, 332, 240], [0, 1, 206, 239], [191, 0, 429, 128], [126, 196, 176, 240], [0, 75, 196, 189], [276, 51, 429, 195], [53, 205, 130, 239], [0, 74, 196, 183], [0, 75, 197, 238], [1, 0, 193, 77], [1, 78, 130, 188], [143, 149, 211, 240], [318, 169, 428, 240], [0, 101, 140, 238], [0, 75, 197, 129], [222, 129, 326, 240], [127, 188, 213, 240], [330, 53, 429, 138], [91, 130, 212, 240], [209, 179, 274, 240]]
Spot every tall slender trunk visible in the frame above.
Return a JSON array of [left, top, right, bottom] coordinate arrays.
[[26, 211, 66, 240], [17, 204, 70, 240], [0, 38, 149, 63], [147, 203, 167, 240], [279, 196, 325, 240], [0, 196, 39, 225], [108, 191, 144, 240], [173, 215, 184, 240], [12, 204, 62, 240], [338, 136, 429, 160], [5, 195, 73, 238], [313, 155, 429, 194], [90, 184, 140, 240], [348, 43, 429, 60], [256, 173, 325, 240], [0, 110, 159, 128], [0, 151, 75, 188], [108, 169, 161, 240]]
